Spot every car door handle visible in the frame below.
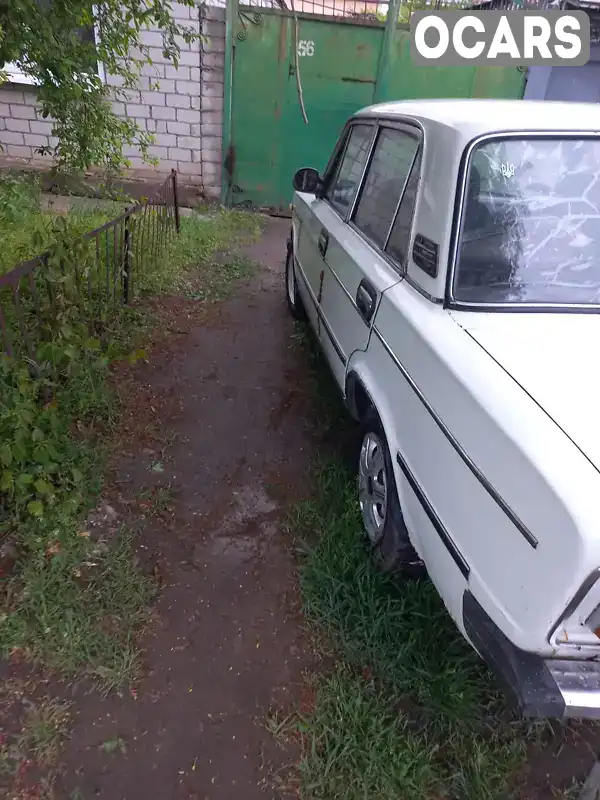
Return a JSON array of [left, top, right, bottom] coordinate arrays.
[[318, 229, 329, 257], [356, 279, 377, 323]]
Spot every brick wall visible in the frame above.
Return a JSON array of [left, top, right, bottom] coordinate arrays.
[[0, 2, 225, 199]]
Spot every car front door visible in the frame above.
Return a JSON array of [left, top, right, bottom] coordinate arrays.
[[292, 122, 375, 368], [318, 124, 422, 388]]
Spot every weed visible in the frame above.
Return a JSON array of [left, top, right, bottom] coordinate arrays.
[[552, 779, 585, 799], [137, 485, 175, 517], [101, 736, 126, 755], [0, 174, 121, 275], [0, 697, 70, 796], [18, 699, 71, 767]]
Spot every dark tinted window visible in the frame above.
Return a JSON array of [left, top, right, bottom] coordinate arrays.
[[386, 150, 421, 270], [454, 137, 600, 305], [354, 129, 419, 248], [326, 124, 373, 216]]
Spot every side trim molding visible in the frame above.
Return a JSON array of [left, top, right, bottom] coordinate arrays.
[[294, 257, 347, 367], [396, 451, 469, 579], [373, 326, 538, 549]]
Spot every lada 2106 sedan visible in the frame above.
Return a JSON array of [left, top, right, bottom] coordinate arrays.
[[285, 98, 600, 720]]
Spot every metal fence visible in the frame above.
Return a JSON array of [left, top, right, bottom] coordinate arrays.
[[237, 0, 594, 20], [0, 170, 180, 362]]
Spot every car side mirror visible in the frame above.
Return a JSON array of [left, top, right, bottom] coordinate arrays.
[[293, 167, 321, 194]]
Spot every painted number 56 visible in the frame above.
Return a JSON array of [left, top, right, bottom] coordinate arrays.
[[297, 40, 315, 57]]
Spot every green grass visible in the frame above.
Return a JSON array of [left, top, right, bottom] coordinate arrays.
[[0, 185, 261, 686], [145, 209, 262, 298], [0, 173, 122, 274], [283, 329, 537, 799]]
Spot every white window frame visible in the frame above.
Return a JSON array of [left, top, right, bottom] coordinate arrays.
[[3, 8, 105, 86]]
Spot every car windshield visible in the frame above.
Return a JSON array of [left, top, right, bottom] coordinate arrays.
[[453, 137, 600, 307]]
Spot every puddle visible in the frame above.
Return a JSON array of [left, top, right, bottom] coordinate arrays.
[[195, 484, 280, 567], [215, 484, 277, 537], [210, 534, 259, 565]]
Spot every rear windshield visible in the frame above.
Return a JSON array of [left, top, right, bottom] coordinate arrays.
[[453, 137, 600, 307]]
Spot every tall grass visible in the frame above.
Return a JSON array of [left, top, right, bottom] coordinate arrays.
[[0, 173, 123, 275]]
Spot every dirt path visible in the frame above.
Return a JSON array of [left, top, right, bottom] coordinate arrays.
[[56, 218, 314, 799]]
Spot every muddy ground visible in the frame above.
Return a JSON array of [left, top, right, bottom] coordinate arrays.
[[48, 217, 316, 800]]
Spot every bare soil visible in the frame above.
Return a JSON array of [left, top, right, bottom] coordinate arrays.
[[55, 217, 314, 799]]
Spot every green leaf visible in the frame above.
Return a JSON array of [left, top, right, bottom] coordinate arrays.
[[16, 473, 34, 489], [12, 441, 28, 463], [0, 471, 14, 492], [84, 338, 101, 351], [27, 500, 44, 518], [72, 467, 83, 484], [0, 443, 12, 467], [34, 478, 54, 495], [33, 446, 50, 466], [32, 428, 45, 443]]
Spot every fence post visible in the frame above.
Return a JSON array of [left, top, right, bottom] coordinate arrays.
[[123, 211, 131, 304], [172, 169, 181, 233], [221, 0, 238, 207], [373, 0, 402, 104]]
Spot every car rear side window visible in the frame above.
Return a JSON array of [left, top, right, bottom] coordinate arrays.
[[386, 150, 422, 270], [454, 136, 600, 306], [326, 124, 373, 216], [353, 129, 419, 249]]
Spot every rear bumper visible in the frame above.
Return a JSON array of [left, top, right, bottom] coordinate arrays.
[[547, 660, 600, 719], [463, 590, 600, 719]]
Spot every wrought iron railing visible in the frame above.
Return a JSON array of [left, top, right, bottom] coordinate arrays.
[[0, 170, 180, 362]]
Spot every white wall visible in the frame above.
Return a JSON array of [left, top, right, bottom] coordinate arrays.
[[0, 3, 225, 198]]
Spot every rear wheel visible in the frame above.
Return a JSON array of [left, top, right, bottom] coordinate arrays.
[[358, 408, 424, 577], [285, 245, 306, 320]]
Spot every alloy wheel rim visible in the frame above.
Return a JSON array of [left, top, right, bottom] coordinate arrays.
[[358, 432, 388, 544]]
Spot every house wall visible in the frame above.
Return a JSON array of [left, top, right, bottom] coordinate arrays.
[[524, 45, 600, 104], [0, 3, 225, 199]]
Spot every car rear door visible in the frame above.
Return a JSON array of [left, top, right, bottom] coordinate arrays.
[[318, 123, 422, 388]]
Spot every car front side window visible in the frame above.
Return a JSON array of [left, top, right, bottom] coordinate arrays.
[[353, 128, 419, 249], [325, 124, 373, 217]]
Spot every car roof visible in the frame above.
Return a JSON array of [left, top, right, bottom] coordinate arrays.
[[353, 99, 600, 138]]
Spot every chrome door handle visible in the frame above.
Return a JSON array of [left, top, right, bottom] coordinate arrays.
[[356, 278, 377, 323]]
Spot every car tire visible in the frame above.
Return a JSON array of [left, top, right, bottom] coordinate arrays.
[[285, 244, 306, 321], [358, 408, 424, 577]]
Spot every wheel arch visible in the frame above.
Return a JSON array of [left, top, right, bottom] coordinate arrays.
[[346, 360, 426, 572], [345, 359, 413, 523], [345, 368, 375, 423]]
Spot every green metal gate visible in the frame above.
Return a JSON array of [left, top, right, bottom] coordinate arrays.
[[223, 1, 527, 212]]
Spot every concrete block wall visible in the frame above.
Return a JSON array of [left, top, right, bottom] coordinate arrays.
[[0, 2, 225, 199]]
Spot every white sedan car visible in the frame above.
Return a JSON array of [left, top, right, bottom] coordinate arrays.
[[286, 98, 600, 720]]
